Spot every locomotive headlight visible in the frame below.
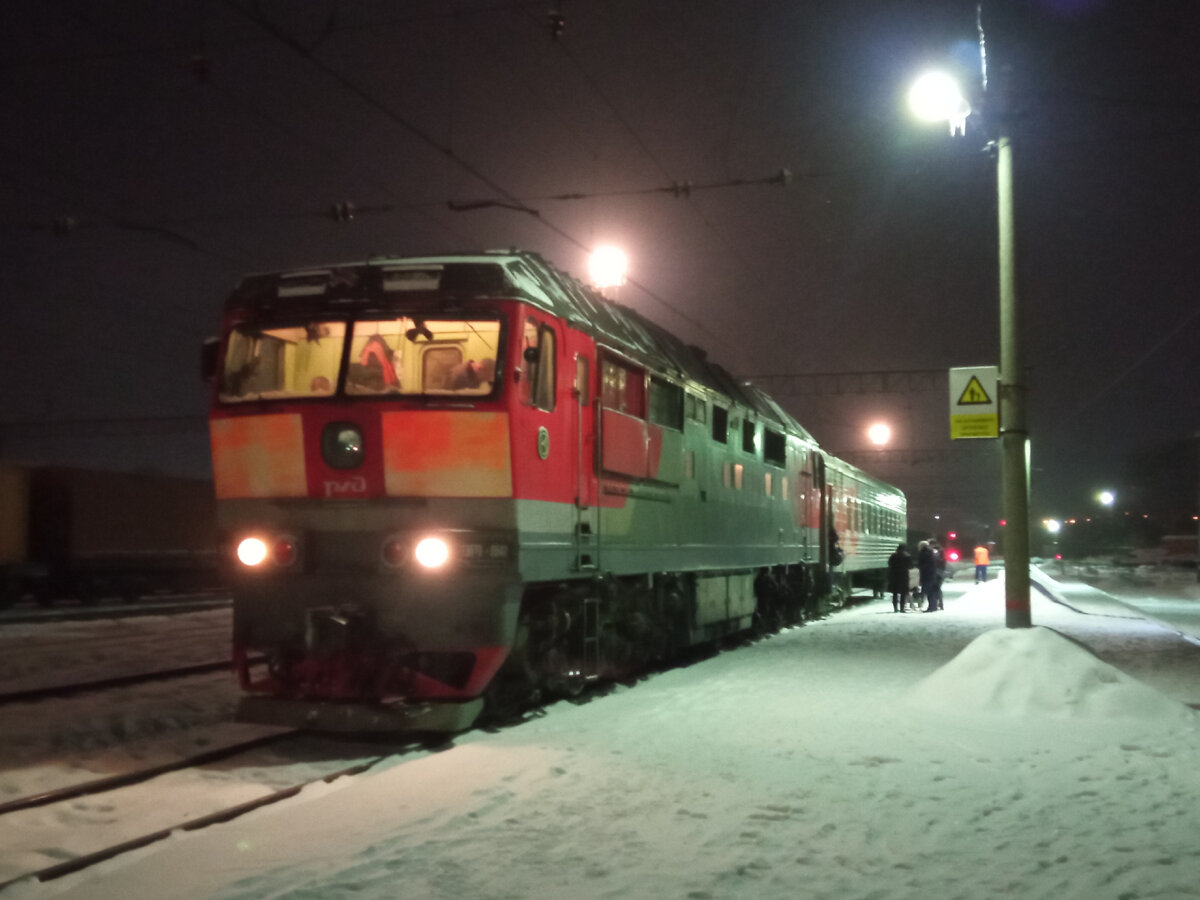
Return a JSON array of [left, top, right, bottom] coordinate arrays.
[[236, 537, 269, 567], [414, 536, 451, 569]]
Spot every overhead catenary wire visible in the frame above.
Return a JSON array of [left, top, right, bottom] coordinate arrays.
[[216, 0, 743, 347]]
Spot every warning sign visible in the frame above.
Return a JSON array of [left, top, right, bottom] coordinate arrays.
[[957, 375, 992, 405], [949, 366, 999, 439]]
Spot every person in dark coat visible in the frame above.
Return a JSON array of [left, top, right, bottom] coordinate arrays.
[[929, 539, 947, 610], [887, 544, 912, 612], [917, 540, 938, 612]]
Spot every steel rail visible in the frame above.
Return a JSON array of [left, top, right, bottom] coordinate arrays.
[[0, 730, 297, 817], [0, 659, 242, 706], [0, 594, 230, 624], [0, 755, 389, 891]]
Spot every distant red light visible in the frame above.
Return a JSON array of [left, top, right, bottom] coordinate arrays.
[[947, 549, 961, 562], [998, 519, 1007, 527], [1055, 553, 1062, 560]]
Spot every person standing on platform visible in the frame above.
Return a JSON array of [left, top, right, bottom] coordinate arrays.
[[887, 544, 913, 612], [974, 544, 990, 583], [917, 541, 938, 612]]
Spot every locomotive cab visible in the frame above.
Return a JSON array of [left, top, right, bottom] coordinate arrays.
[[209, 257, 620, 731]]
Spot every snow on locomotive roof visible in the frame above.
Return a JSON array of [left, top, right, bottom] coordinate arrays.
[[229, 250, 814, 443]]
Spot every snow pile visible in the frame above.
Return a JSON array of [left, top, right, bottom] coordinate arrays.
[[909, 625, 1192, 721]]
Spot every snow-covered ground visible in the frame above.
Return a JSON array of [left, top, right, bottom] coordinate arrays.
[[3, 565, 1200, 900]]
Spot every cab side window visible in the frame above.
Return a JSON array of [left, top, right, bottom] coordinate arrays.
[[521, 317, 556, 411]]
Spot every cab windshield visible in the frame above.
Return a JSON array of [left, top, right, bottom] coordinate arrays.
[[219, 316, 502, 403]]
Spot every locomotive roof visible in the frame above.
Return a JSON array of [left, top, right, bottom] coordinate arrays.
[[230, 250, 813, 442]]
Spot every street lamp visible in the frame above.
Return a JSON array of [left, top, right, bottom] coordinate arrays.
[[588, 245, 628, 294], [908, 72, 971, 135], [1097, 490, 1115, 507], [908, 67, 1032, 628], [867, 422, 891, 447]]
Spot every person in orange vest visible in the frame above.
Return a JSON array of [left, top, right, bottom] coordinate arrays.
[[974, 544, 990, 584]]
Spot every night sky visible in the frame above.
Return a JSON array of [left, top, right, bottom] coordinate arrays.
[[2, 0, 1197, 536]]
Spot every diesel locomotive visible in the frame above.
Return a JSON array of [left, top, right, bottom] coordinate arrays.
[[203, 250, 905, 732]]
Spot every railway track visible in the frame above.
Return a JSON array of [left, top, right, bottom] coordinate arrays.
[[0, 731, 392, 891], [0, 593, 230, 624], [0, 658, 249, 706]]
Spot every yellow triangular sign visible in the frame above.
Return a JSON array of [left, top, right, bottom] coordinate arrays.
[[957, 375, 992, 405]]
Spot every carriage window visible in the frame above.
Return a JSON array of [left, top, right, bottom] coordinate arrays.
[[648, 377, 683, 430], [601, 357, 645, 417], [742, 419, 757, 454], [712, 405, 728, 442], [685, 392, 707, 424], [763, 428, 786, 466], [220, 321, 344, 402]]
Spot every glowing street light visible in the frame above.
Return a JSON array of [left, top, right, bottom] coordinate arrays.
[[867, 422, 891, 446], [908, 71, 972, 135], [1097, 490, 1115, 507], [1043, 518, 1061, 534], [588, 245, 628, 291]]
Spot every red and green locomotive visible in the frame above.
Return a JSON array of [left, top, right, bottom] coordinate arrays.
[[204, 251, 905, 731]]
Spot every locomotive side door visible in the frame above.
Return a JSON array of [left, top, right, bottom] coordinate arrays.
[[571, 349, 599, 571]]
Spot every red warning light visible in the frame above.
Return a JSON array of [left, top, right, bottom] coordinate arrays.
[[946, 549, 961, 562], [998, 519, 1007, 527], [947, 531, 957, 541]]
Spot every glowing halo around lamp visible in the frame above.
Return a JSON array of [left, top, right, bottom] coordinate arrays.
[[908, 71, 971, 135], [867, 422, 891, 446], [588, 245, 628, 289]]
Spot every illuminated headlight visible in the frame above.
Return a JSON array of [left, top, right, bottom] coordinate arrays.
[[236, 537, 269, 567], [414, 537, 451, 569], [381, 533, 510, 569]]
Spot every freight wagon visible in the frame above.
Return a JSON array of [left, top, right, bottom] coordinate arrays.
[[0, 463, 220, 607]]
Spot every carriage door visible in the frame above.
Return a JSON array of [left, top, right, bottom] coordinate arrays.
[[572, 351, 598, 571], [798, 449, 814, 560]]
